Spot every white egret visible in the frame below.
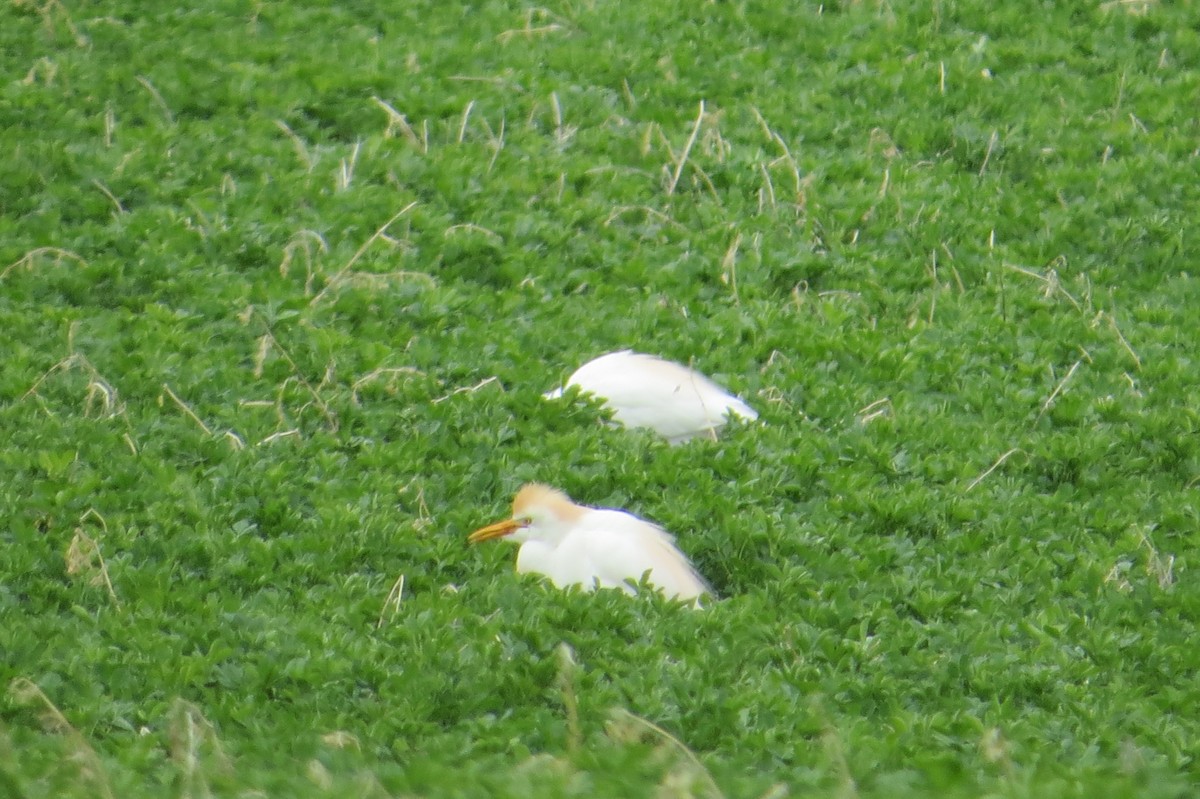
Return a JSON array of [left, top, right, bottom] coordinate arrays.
[[468, 483, 711, 603], [544, 350, 759, 444]]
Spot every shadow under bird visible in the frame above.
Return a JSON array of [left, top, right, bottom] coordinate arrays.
[[543, 350, 759, 444], [468, 483, 711, 604]]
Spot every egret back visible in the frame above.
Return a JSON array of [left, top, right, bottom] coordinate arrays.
[[555, 508, 710, 601], [566, 350, 757, 443]]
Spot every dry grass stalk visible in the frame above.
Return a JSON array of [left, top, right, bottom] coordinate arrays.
[[350, 367, 425, 405], [964, 448, 1023, 493], [821, 722, 859, 799], [856, 162, 891, 228], [1135, 527, 1175, 589], [603, 205, 686, 231], [484, 113, 506, 173], [445, 223, 503, 243], [758, 161, 776, 211], [306, 760, 334, 790], [104, 104, 115, 147], [278, 229, 329, 296], [689, 161, 722, 203], [274, 119, 313, 172], [21, 55, 58, 85], [621, 77, 637, 108], [169, 698, 234, 799], [1003, 261, 1083, 311], [868, 128, 901, 160], [183, 200, 217, 241], [1095, 310, 1142, 370], [647, 117, 726, 204], [1103, 560, 1133, 592], [721, 231, 742, 304], [556, 643, 582, 754], [1034, 360, 1081, 424], [549, 91, 577, 147], [320, 731, 361, 750], [666, 100, 706, 196], [640, 121, 658, 156], [458, 99, 476, 142], [376, 574, 406, 628], [258, 429, 300, 445], [23, 351, 129, 424], [750, 107, 804, 208], [161, 383, 213, 435], [341, 270, 436, 292], [135, 75, 174, 123], [370, 96, 425, 150], [309, 201, 419, 307], [84, 379, 118, 418], [448, 73, 512, 86], [1098, 0, 1157, 16], [496, 8, 567, 43], [237, 391, 298, 442], [252, 333, 271, 378], [336, 140, 362, 191], [856, 397, 891, 425], [247, 310, 339, 432], [399, 481, 433, 531], [8, 677, 114, 799], [1106, 527, 1175, 592], [979, 727, 1015, 777], [432, 376, 502, 404], [161, 383, 245, 450], [755, 385, 794, 411], [91, 179, 125, 214], [607, 708, 727, 799], [978, 130, 999, 176], [14, 0, 88, 46], [66, 520, 120, 608], [700, 116, 732, 162], [2, 246, 87, 280]]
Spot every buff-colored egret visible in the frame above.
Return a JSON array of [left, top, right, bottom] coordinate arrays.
[[544, 350, 758, 444], [468, 483, 711, 603]]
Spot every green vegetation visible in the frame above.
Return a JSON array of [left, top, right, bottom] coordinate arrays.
[[2, 0, 1198, 795]]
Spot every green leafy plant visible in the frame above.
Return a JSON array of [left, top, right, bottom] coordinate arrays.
[[1, 0, 1197, 796]]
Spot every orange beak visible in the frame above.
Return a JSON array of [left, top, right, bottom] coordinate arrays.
[[468, 518, 524, 544]]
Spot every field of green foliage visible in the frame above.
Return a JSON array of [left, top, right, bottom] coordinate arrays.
[[2, 0, 1198, 796]]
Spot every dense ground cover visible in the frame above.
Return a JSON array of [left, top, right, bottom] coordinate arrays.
[[2, 0, 1198, 795]]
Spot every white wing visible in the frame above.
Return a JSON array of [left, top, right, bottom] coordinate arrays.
[[553, 508, 711, 601], [559, 351, 757, 443]]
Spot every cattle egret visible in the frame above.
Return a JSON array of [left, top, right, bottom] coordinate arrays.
[[468, 483, 711, 603], [544, 350, 759, 444]]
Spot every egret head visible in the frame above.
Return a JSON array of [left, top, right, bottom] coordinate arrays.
[[468, 483, 585, 545]]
